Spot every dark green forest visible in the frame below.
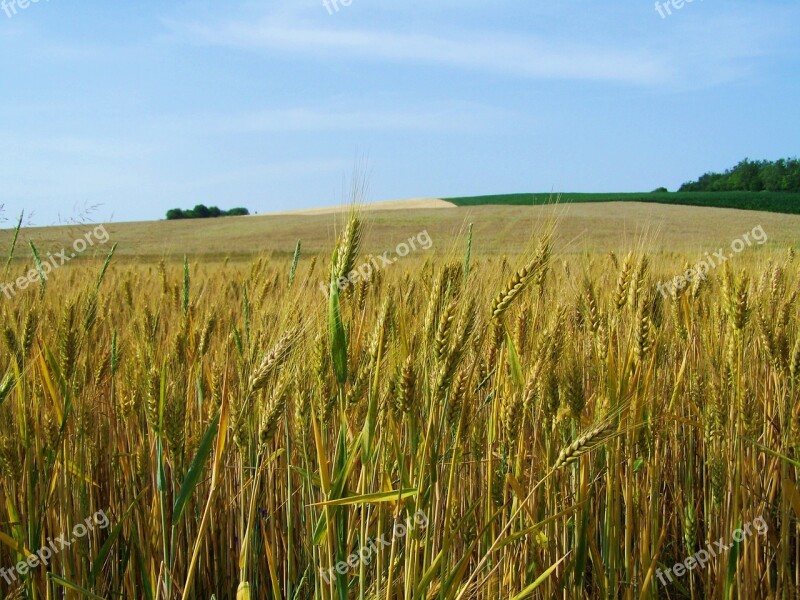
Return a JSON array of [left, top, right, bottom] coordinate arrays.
[[679, 158, 800, 192]]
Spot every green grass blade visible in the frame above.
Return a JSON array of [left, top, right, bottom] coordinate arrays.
[[173, 413, 220, 525], [505, 329, 524, 388], [508, 552, 570, 600], [723, 526, 741, 600], [328, 278, 348, 385], [0, 372, 15, 407], [745, 438, 800, 468], [89, 488, 148, 586], [48, 573, 108, 600], [29, 240, 47, 296], [312, 488, 418, 507], [3, 210, 23, 280]]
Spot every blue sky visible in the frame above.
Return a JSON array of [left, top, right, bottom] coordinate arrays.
[[1, 0, 798, 225]]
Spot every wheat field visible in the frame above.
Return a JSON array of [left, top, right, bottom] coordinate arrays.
[[0, 209, 798, 599]]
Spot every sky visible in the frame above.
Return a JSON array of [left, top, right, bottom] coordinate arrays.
[[0, 0, 798, 226]]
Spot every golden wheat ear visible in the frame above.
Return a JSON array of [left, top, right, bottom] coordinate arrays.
[[551, 396, 638, 471], [491, 237, 551, 323], [331, 212, 363, 284], [247, 327, 300, 394], [552, 420, 617, 471]]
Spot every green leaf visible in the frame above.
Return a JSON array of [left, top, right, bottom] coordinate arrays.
[[159, 360, 167, 432], [328, 277, 348, 385], [132, 531, 154, 600], [0, 373, 14, 407], [723, 524, 741, 600], [156, 438, 167, 492], [173, 413, 220, 525], [508, 552, 570, 600], [49, 573, 108, 600], [89, 488, 148, 586], [574, 501, 589, 589], [745, 438, 800, 468], [312, 488, 418, 508], [29, 240, 46, 296], [312, 512, 327, 546], [505, 328, 524, 388]]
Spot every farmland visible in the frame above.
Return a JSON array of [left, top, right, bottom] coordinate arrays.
[[0, 202, 798, 598], [6, 201, 800, 260], [447, 192, 800, 215]]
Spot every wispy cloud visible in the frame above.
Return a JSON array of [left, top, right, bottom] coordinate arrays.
[[172, 20, 670, 85], [158, 158, 352, 192], [165, 0, 800, 90], [164, 103, 525, 135]]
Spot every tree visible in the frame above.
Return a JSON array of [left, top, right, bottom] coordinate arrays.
[[165, 205, 251, 220], [225, 208, 250, 216], [192, 204, 211, 218], [679, 157, 800, 193]]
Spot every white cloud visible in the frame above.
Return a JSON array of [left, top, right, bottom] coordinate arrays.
[[164, 1, 800, 90], [173, 20, 670, 85], [158, 158, 352, 191], [167, 103, 526, 135]]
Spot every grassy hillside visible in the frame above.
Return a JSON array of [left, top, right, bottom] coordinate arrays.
[[446, 191, 800, 214], [3, 202, 799, 262]]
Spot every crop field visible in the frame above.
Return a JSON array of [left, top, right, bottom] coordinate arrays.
[[10, 201, 800, 260], [0, 204, 799, 599], [446, 192, 800, 215]]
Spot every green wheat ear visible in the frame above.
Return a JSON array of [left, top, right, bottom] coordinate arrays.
[[183, 255, 190, 319], [3, 210, 23, 281], [29, 240, 46, 296], [464, 222, 473, 283], [288, 240, 301, 287], [331, 212, 362, 283], [328, 269, 348, 386], [327, 212, 362, 386]]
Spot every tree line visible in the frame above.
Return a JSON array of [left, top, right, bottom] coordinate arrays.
[[166, 205, 250, 220], [679, 158, 800, 192]]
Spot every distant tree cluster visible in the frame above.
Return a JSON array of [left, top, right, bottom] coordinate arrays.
[[166, 204, 250, 220], [679, 158, 800, 192]]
